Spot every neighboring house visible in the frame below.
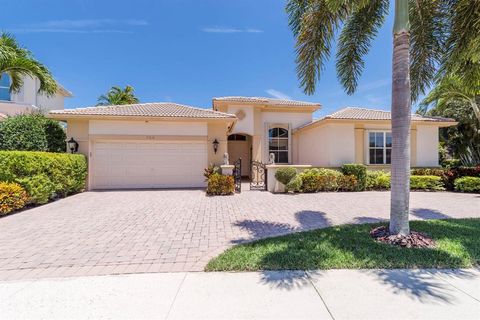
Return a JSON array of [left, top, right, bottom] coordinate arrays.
[[0, 73, 72, 118], [49, 97, 456, 190]]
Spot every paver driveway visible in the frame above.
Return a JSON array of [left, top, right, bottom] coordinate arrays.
[[0, 189, 478, 280]]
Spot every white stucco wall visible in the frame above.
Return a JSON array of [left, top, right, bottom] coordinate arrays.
[[0, 76, 67, 116], [89, 120, 208, 136], [261, 111, 312, 129], [227, 105, 255, 135], [297, 123, 355, 167], [416, 125, 439, 167]]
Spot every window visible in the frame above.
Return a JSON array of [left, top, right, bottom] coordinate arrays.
[[368, 131, 392, 164], [0, 73, 11, 101], [269, 127, 289, 163], [228, 134, 247, 141]]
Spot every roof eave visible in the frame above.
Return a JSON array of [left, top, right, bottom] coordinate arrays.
[[48, 113, 237, 123]]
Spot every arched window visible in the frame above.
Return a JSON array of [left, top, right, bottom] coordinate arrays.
[[268, 127, 289, 163], [0, 73, 11, 101]]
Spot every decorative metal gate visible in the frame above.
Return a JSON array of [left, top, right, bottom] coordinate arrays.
[[250, 161, 267, 191], [233, 158, 242, 193]]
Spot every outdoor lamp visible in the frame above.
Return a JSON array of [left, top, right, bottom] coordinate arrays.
[[67, 137, 79, 154], [212, 138, 219, 154]]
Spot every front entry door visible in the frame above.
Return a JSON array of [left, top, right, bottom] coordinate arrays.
[[228, 140, 251, 177]]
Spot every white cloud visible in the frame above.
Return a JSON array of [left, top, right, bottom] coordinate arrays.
[[266, 89, 292, 100], [357, 78, 390, 93], [202, 27, 263, 33], [10, 19, 147, 34]]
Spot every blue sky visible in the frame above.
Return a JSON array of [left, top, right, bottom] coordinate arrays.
[[4, 0, 396, 118]]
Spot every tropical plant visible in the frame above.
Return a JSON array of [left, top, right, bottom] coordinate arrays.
[[97, 85, 139, 106], [418, 76, 480, 166], [0, 32, 57, 96], [286, 0, 479, 235]]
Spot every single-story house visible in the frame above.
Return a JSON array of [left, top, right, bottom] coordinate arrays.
[[49, 97, 456, 190]]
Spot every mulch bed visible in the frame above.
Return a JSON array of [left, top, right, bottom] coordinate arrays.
[[370, 226, 436, 248]]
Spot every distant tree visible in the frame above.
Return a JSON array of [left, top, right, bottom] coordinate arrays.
[[97, 85, 139, 106], [418, 78, 480, 166], [0, 32, 57, 96], [418, 75, 480, 125]]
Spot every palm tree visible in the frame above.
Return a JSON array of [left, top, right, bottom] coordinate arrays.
[[419, 75, 480, 125], [0, 32, 57, 96], [97, 85, 139, 106], [286, 0, 478, 235]]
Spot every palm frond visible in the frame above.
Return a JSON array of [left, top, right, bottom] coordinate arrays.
[[409, 0, 446, 101], [336, 0, 388, 95]]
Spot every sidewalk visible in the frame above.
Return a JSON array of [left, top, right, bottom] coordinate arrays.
[[1, 269, 479, 319]]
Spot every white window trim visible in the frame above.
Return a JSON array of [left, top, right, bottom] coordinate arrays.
[[365, 130, 392, 165], [266, 123, 291, 164]]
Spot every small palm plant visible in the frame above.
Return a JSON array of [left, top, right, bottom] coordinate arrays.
[[97, 85, 139, 106], [0, 32, 57, 96]]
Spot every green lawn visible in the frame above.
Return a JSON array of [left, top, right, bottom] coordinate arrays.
[[206, 219, 480, 271]]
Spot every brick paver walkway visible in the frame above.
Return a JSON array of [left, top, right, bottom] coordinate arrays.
[[0, 189, 478, 280]]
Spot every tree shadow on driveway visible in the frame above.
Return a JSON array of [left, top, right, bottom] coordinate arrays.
[[232, 210, 331, 244]]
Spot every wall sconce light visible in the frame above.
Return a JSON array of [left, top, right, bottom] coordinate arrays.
[[212, 138, 219, 154], [67, 137, 79, 154]]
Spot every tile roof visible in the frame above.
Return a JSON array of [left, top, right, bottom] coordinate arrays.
[[326, 107, 456, 122], [49, 102, 236, 119], [213, 96, 320, 107]]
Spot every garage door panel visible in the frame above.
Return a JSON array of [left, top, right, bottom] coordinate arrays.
[[92, 141, 207, 189]]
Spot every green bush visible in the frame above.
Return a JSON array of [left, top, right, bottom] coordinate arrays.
[[410, 175, 445, 191], [341, 164, 367, 191], [0, 114, 66, 152], [275, 167, 298, 186], [286, 175, 302, 193], [206, 173, 234, 195], [366, 170, 391, 190], [337, 175, 358, 191], [299, 168, 342, 192], [0, 151, 87, 204], [411, 168, 446, 177], [204, 164, 220, 180], [0, 182, 29, 215], [454, 177, 480, 193]]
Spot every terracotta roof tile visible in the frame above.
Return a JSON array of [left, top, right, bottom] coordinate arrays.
[[49, 102, 236, 119], [213, 96, 320, 107], [327, 107, 456, 122]]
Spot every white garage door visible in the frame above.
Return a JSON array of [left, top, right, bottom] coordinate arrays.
[[92, 140, 207, 189]]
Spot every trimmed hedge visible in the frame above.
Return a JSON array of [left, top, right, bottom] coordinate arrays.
[[366, 170, 390, 190], [0, 151, 87, 204], [0, 182, 29, 215], [341, 164, 366, 191], [299, 168, 342, 192], [410, 175, 445, 191], [206, 173, 234, 195], [275, 167, 297, 186], [0, 114, 66, 152], [454, 177, 480, 193]]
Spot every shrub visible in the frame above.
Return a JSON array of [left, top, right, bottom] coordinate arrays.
[[206, 173, 234, 195], [286, 175, 302, 193], [341, 164, 367, 191], [0, 114, 66, 152], [454, 177, 480, 193], [411, 168, 446, 177], [0, 182, 29, 215], [366, 170, 391, 190], [299, 168, 342, 192], [337, 175, 358, 191], [444, 166, 480, 190], [410, 175, 445, 191], [204, 164, 220, 180], [0, 151, 87, 204], [275, 167, 298, 186]]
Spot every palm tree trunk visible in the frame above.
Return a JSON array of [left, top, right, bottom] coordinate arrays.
[[390, 0, 411, 235]]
